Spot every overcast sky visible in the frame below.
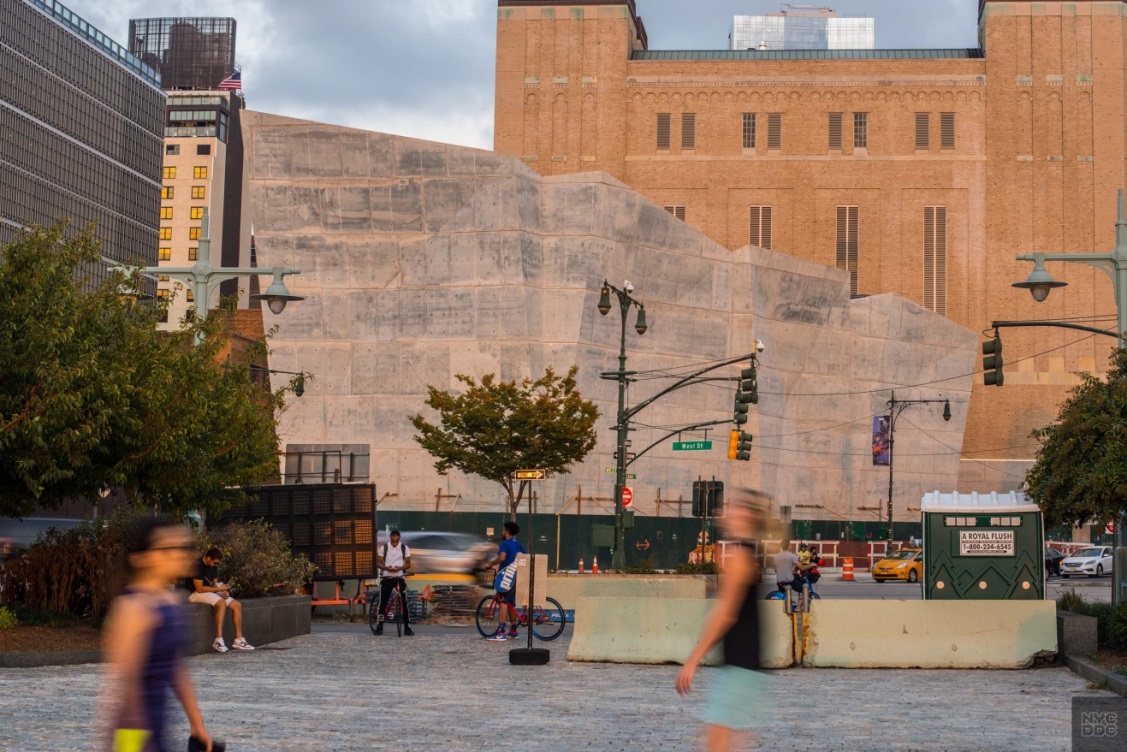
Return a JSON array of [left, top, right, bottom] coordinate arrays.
[[68, 0, 980, 150]]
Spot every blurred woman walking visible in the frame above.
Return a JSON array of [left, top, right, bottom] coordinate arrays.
[[102, 518, 213, 752]]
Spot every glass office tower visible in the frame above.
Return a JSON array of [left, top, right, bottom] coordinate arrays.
[[731, 10, 875, 51], [0, 0, 166, 286]]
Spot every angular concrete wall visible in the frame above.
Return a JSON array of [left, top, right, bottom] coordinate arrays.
[[243, 111, 977, 522]]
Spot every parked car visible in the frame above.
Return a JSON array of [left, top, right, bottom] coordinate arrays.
[[375, 530, 494, 575], [1060, 546, 1113, 578], [872, 547, 923, 583], [0, 517, 84, 560], [1045, 546, 1066, 576]]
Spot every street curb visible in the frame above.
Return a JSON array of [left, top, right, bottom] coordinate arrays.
[[1062, 654, 1127, 697], [0, 649, 102, 668]]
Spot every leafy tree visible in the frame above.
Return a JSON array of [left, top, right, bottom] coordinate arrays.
[[1025, 346, 1127, 528], [0, 224, 295, 518], [411, 366, 600, 520]]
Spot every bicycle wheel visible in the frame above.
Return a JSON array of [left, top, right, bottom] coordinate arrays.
[[367, 590, 382, 635], [475, 594, 501, 638], [530, 597, 566, 641]]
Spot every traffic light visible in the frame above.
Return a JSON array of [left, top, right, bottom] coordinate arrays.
[[727, 429, 740, 460], [736, 431, 753, 462], [982, 333, 1003, 387], [732, 363, 758, 425]]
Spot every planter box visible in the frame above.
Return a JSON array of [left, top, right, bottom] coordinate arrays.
[[184, 594, 310, 656]]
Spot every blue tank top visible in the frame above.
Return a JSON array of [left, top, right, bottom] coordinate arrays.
[[114, 591, 184, 752]]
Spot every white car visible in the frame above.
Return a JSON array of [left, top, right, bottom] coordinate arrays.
[[1059, 546, 1114, 578]]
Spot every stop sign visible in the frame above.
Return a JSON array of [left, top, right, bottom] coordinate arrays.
[[622, 487, 633, 508]]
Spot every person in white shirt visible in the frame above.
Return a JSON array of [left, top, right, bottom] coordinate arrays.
[[375, 530, 413, 636]]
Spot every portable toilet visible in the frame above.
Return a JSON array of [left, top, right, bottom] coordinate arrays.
[[920, 491, 1044, 600]]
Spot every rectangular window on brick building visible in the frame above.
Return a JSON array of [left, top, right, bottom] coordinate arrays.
[[189, 227, 201, 240], [657, 113, 671, 150], [159, 228, 172, 241], [924, 206, 947, 315], [854, 113, 868, 149], [940, 113, 955, 150], [828, 113, 843, 150], [192, 186, 206, 200], [682, 113, 696, 150], [160, 207, 173, 220], [194, 166, 208, 179], [836, 205, 860, 296], [767, 113, 782, 150], [743, 113, 756, 149], [163, 166, 176, 180], [915, 113, 930, 150], [191, 207, 204, 220], [158, 247, 171, 261], [188, 247, 199, 261], [161, 186, 173, 200], [749, 206, 773, 249], [664, 205, 686, 221]]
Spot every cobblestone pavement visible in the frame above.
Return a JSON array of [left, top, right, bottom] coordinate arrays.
[[0, 630, 1111, 751]]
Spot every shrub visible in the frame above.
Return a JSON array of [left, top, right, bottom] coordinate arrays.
[[0, 509, 141, 620], [0, 606, 17, 630], [1057, 588, 1086, 613], [674, 561, 719, 575], [198, 519, 315, 599], [621, 558, 657, 575]]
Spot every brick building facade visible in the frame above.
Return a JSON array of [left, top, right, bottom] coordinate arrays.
[[494, 0, 1127, 490]]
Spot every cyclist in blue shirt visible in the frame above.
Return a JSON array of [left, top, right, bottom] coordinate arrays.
[[484, 521, 526, 640]]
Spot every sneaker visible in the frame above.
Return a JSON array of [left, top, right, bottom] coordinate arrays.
[[212, 638, 228, 653], [486, 631, 508, 641], [232, 638, 255, 651], [374, 625, 383, 635], [507, 631, 519, 640], [403, 626, 415, 636]]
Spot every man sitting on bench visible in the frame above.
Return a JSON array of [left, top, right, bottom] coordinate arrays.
[[187, 547, 255, 653]]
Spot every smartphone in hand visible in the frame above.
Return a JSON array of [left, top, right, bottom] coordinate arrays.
[[188, 737, 226, 752]]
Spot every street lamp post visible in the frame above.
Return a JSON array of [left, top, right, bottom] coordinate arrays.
[[143, 210, 303, 344], [884, 392, 952, 544], [1013, 187, 1127, 603], [596, 280, 648, 571]]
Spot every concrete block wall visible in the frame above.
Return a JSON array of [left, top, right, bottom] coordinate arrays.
[[243, 111, 976, 522]]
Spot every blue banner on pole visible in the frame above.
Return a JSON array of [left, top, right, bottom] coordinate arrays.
[[872, 416, 890, 466]]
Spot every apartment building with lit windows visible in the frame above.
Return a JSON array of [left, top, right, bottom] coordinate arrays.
[[0, 0, 165, 289], [129, 17, 249, 328], [494, 0, 1127, 489]]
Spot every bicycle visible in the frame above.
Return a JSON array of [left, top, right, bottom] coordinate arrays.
[[366, 577, 410, 636], [474, 591, 566, 641], [765, 574, 821, 612]]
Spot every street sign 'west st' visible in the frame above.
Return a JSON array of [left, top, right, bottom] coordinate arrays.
[[673, 440, 713, 451]]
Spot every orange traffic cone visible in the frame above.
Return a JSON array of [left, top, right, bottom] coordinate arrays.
[[578, 558, 585, 574], [592, 555, 600, 574]]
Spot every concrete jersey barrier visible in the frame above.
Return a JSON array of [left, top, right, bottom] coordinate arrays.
[[566, 596, 794, 669], [546, 575, 706, 611], [566, 597, 1057, 670], [802, 600, 1057, 669]]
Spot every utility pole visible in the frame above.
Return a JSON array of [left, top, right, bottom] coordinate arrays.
[[884, 392, 952, 544]]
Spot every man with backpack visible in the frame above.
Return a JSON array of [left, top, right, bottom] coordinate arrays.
[[483, 521, 526, 641], [375, 529, 413, 636]]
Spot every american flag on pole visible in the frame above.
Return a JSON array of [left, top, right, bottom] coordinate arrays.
[[218, 70, 241, 90]]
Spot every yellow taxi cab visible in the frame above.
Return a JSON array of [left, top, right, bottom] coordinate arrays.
[[872, 547, 923, 583]]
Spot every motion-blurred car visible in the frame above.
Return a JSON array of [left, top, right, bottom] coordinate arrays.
[[1060, 546, 1113, 578], [872, 547, 923, 583], [1045, 546, 1066, 576], [0, 517, 84, 560], [376, 530, 494, 575]]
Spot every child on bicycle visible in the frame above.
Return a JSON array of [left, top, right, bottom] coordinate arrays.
[[483, 521, 525, 641]]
